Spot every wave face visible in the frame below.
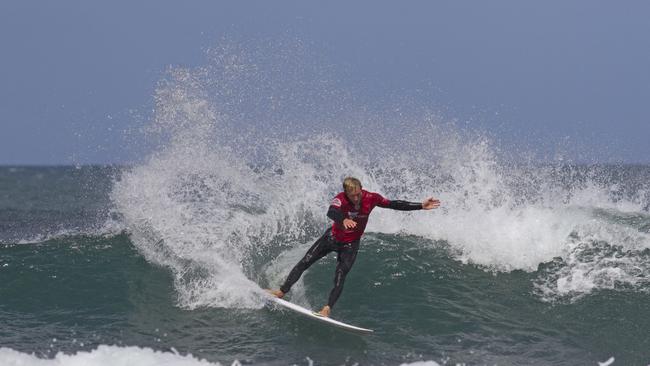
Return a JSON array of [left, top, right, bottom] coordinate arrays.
[[0, 229, 645, 365], [108, 41, 650, 312]]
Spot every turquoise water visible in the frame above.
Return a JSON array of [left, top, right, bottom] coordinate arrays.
[[1, 166, 649, 365]]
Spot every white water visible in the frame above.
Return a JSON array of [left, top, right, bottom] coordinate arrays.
[[0, 346, 225, 366], [111, 42, 650, 309], [0, 346, 620, 366]]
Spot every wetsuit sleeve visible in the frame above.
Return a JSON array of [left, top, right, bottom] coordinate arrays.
[[375, 193, 422, 211], [327, 195, 345, 224], [327, 206, 345, 224], [387, 200, 423, 211]]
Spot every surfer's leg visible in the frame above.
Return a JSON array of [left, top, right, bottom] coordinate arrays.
[[280, 229, 335, 294], [327, 240, 360, 308]]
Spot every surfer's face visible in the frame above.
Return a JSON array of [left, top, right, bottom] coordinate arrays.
[[345, 187, 362, 206]]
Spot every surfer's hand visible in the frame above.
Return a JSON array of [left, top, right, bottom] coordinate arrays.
[[343, 218, 357, 229], [422, 197, 440, 210]]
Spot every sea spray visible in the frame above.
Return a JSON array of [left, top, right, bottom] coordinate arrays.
[[112, 55, 372, 308], [111, 40, 650, 310]]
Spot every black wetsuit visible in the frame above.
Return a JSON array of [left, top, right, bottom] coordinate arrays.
[[279, 191, 422, 308]]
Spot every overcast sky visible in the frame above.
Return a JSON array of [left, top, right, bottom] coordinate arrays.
[[1, 1, 649, 165]]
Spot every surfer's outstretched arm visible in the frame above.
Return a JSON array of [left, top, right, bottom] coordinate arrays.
[[379, 197, 440, 211]]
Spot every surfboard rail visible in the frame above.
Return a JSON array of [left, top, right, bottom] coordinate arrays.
[[268, 297, 374, 334]]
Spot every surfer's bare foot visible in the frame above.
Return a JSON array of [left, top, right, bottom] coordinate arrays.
[[266, 289, 285, 298], [318, 305, 331, 317]]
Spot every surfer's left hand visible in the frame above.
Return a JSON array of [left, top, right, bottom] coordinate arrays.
[[422, 197, 440, 210]]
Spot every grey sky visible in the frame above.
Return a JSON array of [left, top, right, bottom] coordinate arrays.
[[1, 1, 649, 165]]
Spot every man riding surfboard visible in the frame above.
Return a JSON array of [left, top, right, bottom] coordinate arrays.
[[268, 177, 440, 317]]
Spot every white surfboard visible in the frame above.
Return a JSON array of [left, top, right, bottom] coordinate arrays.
[[268, 297, 374, 334]]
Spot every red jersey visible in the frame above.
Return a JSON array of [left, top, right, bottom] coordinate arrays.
[[329, 189, 391, 243]]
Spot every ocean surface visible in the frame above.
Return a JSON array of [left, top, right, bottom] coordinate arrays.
[[1, 162, 649, 366]]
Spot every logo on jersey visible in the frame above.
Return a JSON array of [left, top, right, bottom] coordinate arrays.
[[330, 198, 342, 207]]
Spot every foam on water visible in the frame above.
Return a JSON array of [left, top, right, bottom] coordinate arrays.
[[0, 346, 620, 366], [399, 362, 441, 366], [111, 40, 650, 308], [0, 346, 224, 366], [370, 156, 650, 301], [398, 358, 618, 366]]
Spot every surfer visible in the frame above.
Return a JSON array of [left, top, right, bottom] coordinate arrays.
[[268, 177, 440, 317]]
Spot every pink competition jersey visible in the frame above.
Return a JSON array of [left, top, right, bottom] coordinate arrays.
[[329, 189, 391, 243]]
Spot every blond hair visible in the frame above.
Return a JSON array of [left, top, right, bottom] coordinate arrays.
[[342, 177, 362, 192]]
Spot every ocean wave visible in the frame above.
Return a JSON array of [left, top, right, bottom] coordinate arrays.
[[1, 218, 126, 246], [110, 41, 650, 308]]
